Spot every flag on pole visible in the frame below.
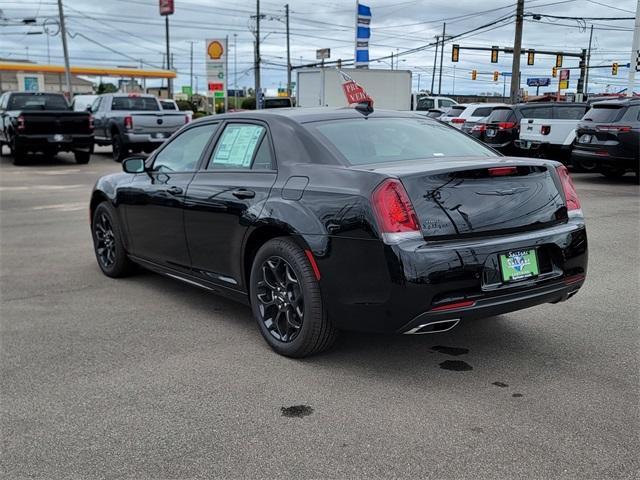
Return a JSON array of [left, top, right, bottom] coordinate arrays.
[[338, 70, 373, 107], [355, 3, 371, 68]]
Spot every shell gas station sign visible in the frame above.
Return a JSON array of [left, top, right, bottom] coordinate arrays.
[[206, 39, 227, 99]]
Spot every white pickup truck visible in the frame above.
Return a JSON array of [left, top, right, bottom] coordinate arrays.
[[514, 103, 589, 161]]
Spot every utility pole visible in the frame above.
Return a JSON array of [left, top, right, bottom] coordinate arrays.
[[189, 41, 194, 97], [285, 4, 291, 97], [584, 24, 593, 97], [390, 51, 394, 70], [56, 0, 72, 97], [510, 0, 524, 103], [165, 15, 172, 98], [234, 33, 238, 108], [255, 0, 261, 109], [437, 22, 446, 95], [627, 0, 640, 97], [431, 36, 439, 94]]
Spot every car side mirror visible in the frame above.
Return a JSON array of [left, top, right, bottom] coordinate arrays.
[[122, 156, 147, 174], [86, 105, 92, 112]]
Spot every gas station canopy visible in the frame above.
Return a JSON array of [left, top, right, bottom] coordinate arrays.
[[0, 62, 176, 79]]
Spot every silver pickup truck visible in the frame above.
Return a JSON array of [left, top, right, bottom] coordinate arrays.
[[90, 94, 187, 161]]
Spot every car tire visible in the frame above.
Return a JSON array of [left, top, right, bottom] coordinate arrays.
[[249, 238, 337, 358], [111, 133, 127, 162], [74, 150, 91, 164], [572, 159, 598, 173], [91, 202, 135, 278]]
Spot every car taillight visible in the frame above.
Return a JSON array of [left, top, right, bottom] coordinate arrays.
[[471, 124, 486, 132], [88, 114, 94, 131], [17, 115, 25, 131], [541, 125, 551, 135], [498, 121, 516, 130], [451, 118, 465, 124], [556, 165, 581, 215], [371, 178, 421, 244], [595, 125, 631, 133], [124, 115, 133, 130]]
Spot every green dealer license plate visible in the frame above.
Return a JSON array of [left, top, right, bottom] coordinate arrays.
[[499, 249, 539, 282]]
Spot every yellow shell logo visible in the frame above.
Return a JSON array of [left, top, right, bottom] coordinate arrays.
[[207, 41, 224, 60]]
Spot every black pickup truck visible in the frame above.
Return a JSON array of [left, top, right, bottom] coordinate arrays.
[[0, 92, 94, 165]]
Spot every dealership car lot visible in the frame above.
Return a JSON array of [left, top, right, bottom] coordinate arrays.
[[1, 149, 638, 478]]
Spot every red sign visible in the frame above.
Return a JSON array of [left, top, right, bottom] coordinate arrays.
[[208, 82, 224, 92], [559, 69, 570, 81], [159, 0, 174, 15], [338, 70, 373, 107]]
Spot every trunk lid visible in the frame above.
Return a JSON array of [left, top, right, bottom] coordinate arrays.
[[129, 111, 185, 134], [366, 158, 566, 239]]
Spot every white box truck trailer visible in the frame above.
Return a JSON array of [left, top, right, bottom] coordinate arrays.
[[296, 68, 412, 110]]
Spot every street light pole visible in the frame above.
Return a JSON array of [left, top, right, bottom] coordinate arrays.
[[56, 0, 72, 97], [234, 33, 238, 108], [255, 0, 261, 109], [165, 15, 172, 98], [430, 36, 439, 94], [627, 0, 640, 97], [285, 4, 291, 97], [437, 22, 446, 95], [189, 41, 193, 97]]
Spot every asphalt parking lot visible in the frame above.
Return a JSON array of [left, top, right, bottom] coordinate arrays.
[[1, 147, 638, 480]]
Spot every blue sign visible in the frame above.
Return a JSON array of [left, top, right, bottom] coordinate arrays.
[[527, 77, 551, 87], [355, 3, 371, 68]]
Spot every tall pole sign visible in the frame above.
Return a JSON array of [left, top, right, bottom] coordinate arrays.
[[627, 0, 639, 96], [160, 0, 174, 98], [206, 39, 228, 111], [354, 2, 371, 68]]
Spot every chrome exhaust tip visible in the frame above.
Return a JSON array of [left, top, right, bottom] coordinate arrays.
[[404, 319, 460, 335]]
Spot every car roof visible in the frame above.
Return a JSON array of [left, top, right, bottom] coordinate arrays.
[[193, 107, 427, 125], [590, 98, 639, 107]]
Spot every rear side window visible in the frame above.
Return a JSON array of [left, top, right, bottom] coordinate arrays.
[[439, 99, 456, 108], [555, 106, 589, 120], [264, 98, 292, 108], [309, 117, 494, 166], [621, 106, 639, 122], [520, 106, 553, 119], [416, 98, 435, 110], [583, 105, 623, 122], [471, 106, 494, 117], [111, 96, 160, 111], [488, 108, 515, 123], [445, 106, 466, 117]]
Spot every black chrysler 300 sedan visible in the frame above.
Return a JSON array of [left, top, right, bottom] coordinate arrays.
[[90, 108, 587, 357]]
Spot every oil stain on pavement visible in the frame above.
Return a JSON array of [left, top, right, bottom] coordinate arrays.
[[281, 405, 314, 418], [439, 360, 473, 371]]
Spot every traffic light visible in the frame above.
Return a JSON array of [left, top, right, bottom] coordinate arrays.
[[555, 54, 563, 68], [527, 49, 535, 66], [471, 69, 477, 80], [451, 44, 459, 62], [491, 46, 499, 63], [552, 66, 557, 78], [493, 71, 499, 81], [612, 63, 618, 75]]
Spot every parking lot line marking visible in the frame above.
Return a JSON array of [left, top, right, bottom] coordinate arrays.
[[32, 202, 86, 211]]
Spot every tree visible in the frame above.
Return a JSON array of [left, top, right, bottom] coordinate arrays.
[[97, 83, 118, 94]]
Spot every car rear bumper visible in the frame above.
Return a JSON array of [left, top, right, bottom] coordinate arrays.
[[316, 220, 588, 333], [123, 132, 174, 144], [14, 134, 94, 152], [572, 148, 637, 170]]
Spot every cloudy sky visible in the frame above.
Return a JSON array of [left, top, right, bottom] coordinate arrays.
[[1, 0, 637, 96]]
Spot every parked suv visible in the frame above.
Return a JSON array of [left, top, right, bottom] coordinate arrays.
[[91, 94, 188, 161], [572, 99, 639, 180], [458, 103, 506, 134]]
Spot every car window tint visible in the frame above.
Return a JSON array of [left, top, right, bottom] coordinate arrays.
[[416, 98, 434, 110], [621, 106, 639, 121], [310, 118, 494, 166], [8, 93, 69, 110], [90, 97, 101, 112], [520, 106, 553, 119], [251, 137, 275, 170], [440, 99, 455, 108], [555, 106, 588, 120], [583, 105, 623, 122], [209, 124, 266, 170], [472, 106, 494, 117], [153, 124, 217, 172], [488, 108, 514, 122], [111, 96, 160, 111], [447, 106, 466, 116]]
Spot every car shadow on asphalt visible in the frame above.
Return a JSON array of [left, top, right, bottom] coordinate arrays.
[[571, 172, 639, 186]]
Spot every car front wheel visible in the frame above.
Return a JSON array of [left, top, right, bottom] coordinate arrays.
[[92, 202, 134, 278], [250, 238, 337, 358]]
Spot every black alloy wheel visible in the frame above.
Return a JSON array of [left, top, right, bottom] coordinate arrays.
[[112, 134, 126, 162], [256, 256, 305, 343], [94, 211, 117, 269], [91, 202, 134, 278], [250, 238, 337, 357]]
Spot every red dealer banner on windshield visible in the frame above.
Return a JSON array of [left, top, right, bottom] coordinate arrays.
[[338, 70, 373, 107]]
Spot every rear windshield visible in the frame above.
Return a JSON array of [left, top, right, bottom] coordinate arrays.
[[519, 106, 553, 119], [308, 117, 494, 166], [8, 93, 69, 111], [471, 106, 494, 117], [488, 108, 515, 123], [582, 105, 624, 122], [160, 100, 177, 110], [111, 96, 160, 111], [555, 105, 589, 120], [264, 98, 292, 108], [443, 106, 466, 116]]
